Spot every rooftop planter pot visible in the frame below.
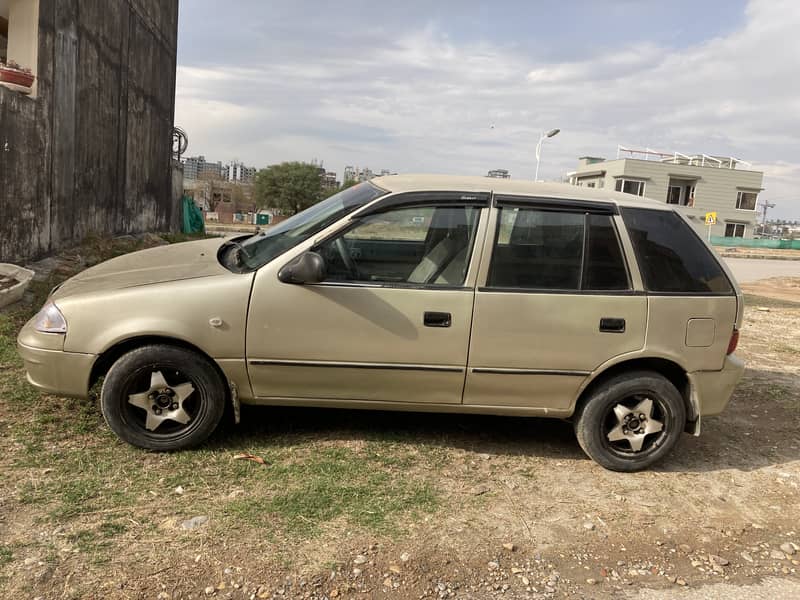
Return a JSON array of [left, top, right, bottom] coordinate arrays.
[[0, 61, 35, 91]]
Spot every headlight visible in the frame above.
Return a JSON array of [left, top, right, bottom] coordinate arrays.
[[33, 302, 68, 334]]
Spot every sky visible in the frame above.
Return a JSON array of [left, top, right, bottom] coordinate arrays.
[[175, 0, 800, 219]]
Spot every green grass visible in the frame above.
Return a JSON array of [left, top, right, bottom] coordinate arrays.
[[4, 305, 440, 539], [253, 447, 437, 535], [0, 546, 12, 567], [0, 232, 443, 575]]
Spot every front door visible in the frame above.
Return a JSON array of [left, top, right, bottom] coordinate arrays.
[[246, 193, 488, 404], [464, 199, 647, 411]]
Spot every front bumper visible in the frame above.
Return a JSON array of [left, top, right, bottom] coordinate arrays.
[[688, 353, 746, 418], [17, 341, 96, 399]]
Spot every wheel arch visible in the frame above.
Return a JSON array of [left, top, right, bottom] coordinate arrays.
[[89, 335, 231, 403], [574, 357, 697, 431]]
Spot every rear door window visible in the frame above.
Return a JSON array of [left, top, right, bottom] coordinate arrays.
[[487, 207, 630, 292], [583, 214, 630, 290], [620, 207, 733, 294]]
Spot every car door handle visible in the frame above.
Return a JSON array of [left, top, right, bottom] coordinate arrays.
[[424, 311, 452, 328], [599, 317, 626, 333]]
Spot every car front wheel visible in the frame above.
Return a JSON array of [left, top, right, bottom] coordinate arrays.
[[574, 370, 686, 472], [101, 344, 227, 451]]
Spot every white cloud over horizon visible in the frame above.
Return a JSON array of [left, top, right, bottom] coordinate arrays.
[[175, 0, 800, 219]]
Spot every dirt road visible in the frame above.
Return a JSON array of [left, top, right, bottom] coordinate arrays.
[[724, 257, 800, 283]]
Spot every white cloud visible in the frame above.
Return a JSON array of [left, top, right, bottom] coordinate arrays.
[[175, 0, 800, 218]]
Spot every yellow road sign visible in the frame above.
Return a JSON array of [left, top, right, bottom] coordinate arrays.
[[705, 212, 717, 226]]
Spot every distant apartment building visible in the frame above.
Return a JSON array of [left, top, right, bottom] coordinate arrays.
[[570, 146, 764, 238], [226, 161, 257, 184], [319, 169, 339, 191], [487, 169, 510, 179], [183, 155, 225, 181], [343, 166, 395, 183]]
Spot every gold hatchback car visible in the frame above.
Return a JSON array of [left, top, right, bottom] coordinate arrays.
[[18, 175, 744, 471]]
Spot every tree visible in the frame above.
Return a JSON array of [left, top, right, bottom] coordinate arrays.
[[254, 162, 324, 214], [340, 177, 359, 190]]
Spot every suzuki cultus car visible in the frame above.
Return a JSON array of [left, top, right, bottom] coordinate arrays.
[[18, 175, 744, 471]]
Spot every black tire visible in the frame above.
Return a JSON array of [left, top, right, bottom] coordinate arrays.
[[574, 370, 686, 472], [101, 344, 227, 451]]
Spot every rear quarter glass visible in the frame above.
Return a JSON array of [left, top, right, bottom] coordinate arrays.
[[620, 207, 733, 294]]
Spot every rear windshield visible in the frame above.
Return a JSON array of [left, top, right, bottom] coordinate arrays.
[[621, 207, 733, 294]]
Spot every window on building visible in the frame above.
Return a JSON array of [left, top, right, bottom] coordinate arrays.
[[621, 207, 733, 294], [615, 179, 645, 196], [487, 208, 629, 292], [736, 191, 758, 210], [667, 186, 681, 205], [666, 179, 697, 207], [0, 0, 39, 96], [724, 223, 746, 238]]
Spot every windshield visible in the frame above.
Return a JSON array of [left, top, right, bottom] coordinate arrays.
[[222, 181, 387, 271]]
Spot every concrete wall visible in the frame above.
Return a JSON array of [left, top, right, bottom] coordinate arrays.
[[0, 0, 180, 263], [574, 158, 763, 238]]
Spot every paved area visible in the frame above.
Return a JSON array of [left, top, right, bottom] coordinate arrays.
[[723, 257, 800, 283], [630, 577, 800, 599]]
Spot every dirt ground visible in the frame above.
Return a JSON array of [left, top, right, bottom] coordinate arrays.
[[741, 277, 800, 303], [1, 242, 799, 600], [715, 246, 800, 261]]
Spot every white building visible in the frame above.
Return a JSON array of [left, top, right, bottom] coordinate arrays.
[[226, 161, 257, 184]]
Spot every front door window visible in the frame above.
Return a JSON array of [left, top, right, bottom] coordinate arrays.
[[315, 205, 481, 286]]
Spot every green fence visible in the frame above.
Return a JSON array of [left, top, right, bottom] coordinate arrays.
[[711, 236, 800, 249]]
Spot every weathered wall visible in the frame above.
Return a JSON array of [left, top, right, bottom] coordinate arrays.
[[0, 0, 179, 262]]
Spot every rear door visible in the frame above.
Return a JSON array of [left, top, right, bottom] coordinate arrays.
[[463, 197, 647, 411]]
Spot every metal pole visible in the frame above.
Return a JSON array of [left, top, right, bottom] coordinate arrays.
[[534, 133, 544, 181]]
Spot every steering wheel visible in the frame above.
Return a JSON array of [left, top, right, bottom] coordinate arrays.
[[335, 238, 360, 279]]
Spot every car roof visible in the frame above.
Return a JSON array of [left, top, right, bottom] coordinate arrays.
[[369, 174, 671, 211]]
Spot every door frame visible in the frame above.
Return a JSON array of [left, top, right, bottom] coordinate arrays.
[[463, 195, 648, 409]]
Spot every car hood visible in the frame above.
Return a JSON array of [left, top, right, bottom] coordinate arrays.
[[52, 237, 231, 299]]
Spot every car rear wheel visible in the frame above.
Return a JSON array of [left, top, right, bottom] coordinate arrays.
[[101, 345, 226, 451], [574, 370, 686, 472]]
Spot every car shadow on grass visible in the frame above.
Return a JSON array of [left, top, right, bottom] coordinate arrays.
[[216, 404, 587, 463], [209, 366, 799, 474]]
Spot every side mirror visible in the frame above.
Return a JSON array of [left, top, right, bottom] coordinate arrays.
[[277, 251, 326, 284]]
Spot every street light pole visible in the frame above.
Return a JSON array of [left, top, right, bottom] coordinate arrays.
[[534, 128, 560, 181], [760, 200, 776, 236]]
